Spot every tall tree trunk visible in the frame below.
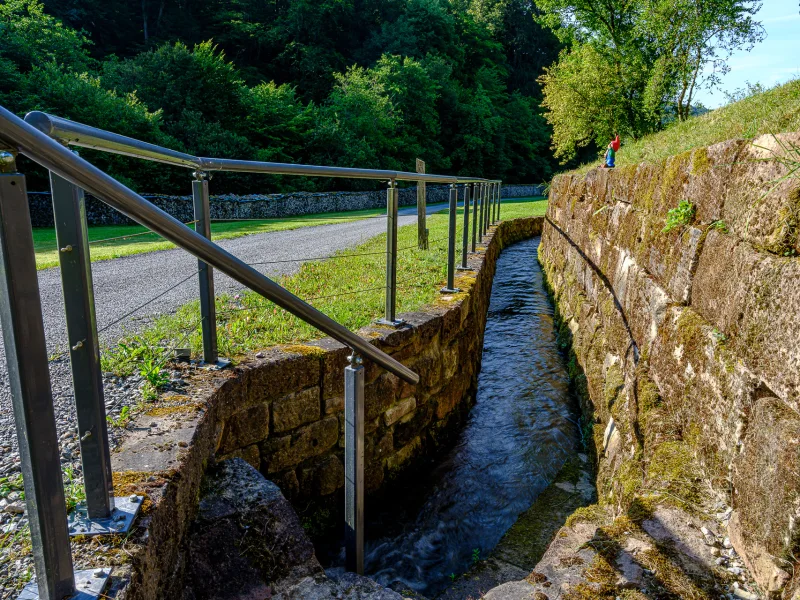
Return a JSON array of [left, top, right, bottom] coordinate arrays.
[[155, 0, 166, 37], [683, 48, 702, 120], [142, 0, 149, 41]]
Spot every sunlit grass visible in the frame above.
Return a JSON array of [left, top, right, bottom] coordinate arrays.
[[101, 196, 547, 375], [572, 78, 800, 175], [33, 206, 388, 270]]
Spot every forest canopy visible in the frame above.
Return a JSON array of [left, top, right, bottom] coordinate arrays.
[[0, 0, 562, 192], [0, 0, 768, 190]]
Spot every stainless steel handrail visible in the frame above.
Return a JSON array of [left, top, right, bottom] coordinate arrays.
[[0, 106, 418, 384], [25, 111, 488, 184]]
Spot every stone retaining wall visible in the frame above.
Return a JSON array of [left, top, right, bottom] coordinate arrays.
[[103, 215, 544, 599], [538, 134, 800, 597], [28, 183, 544, 227]]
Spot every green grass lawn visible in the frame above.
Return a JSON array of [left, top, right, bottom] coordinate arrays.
[[102, 196, 548, 381], [573, 78, 800, 175], [33, 206, 389, 270]]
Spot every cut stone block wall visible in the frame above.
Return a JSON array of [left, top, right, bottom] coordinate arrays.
[[103, 215, 543, 599], [538, 133, 800, 597], [27, 183, 544, 227]]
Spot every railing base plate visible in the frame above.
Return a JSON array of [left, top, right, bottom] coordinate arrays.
[[375, 318, 406, 328], [439, 287, 461, 294], [456, 266, 474, 271], [68, 495, 142, 537], [200, 358, 232, 370], [18, 568, 110, 599]]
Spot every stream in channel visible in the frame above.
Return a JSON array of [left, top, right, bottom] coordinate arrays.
[[362, 236, 581, 597]]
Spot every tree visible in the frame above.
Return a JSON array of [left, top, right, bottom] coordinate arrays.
[[0, 0, 92, 87], [534, 0, 764, 160], [638, 0, 764, 121], [13, 63, 180, 192], [499, 0, 563, 98], [312, 64, 402, 175], [240, 82, 315, 163], [538, 44, 627, 161], [365, 0, 458, 62], [101, 41, 245, 129], [501, 91, 553, 182], [371, 55, 444, 169]]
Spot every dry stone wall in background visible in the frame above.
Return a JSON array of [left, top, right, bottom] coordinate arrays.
[[27, 184, 545, 227]]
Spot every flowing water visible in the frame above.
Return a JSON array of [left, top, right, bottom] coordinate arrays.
[[363, 237, 580, 597]]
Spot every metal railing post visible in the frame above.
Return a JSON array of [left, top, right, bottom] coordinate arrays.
[[458, 184, 472, 270], [379, 180, 402, 326], [494, 181, 500, 222], [489, 182, 495, 224], [192, 172, 218, 364], [440, 184, 459, 293], [344, 353, 365, 575], [484, 182, 491, 232], [498, 181, 502, 221], [0, 152, 76, 600], [487, 182, 493, 226], [471, 182, 480, 252], [50, 170, 113, 519], [492, 181, 500, 223], [416, 159, 427, 250], [477, 182, 485, 239]]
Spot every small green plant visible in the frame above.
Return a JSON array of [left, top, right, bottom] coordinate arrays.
[[471, 547, 481, 564], [449, 573, 456, 582], [0, 473, 24, 499], [107, 405, 131, 428], [62, 466, 86, 513], [139, 357, 170, 401], [709, 220, 729, 233], [102, 335, 167, 377], [662, 200, 696, 233], [711, 328, 727, 342]]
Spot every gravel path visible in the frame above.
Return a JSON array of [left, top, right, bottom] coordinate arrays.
[[0, 203, 453, 467]]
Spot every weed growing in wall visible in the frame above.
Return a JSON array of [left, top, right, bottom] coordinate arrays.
[[662, 200, 696, 233]]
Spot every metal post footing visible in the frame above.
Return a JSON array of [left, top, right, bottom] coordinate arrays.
[[375, 317, 406, 328], [68, 494, 143, 536], [18, 568, 111, 600], [440, 287, 461, 294], [456, 265, 474, 271], [199, 358, 232, 370]]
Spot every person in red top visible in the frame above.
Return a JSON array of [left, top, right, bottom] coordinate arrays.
[[602, 134, 621, 169]]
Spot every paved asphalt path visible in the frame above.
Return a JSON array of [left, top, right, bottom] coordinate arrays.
[[0, 202, 458, 458]]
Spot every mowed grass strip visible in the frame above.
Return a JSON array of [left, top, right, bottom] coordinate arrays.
[[33, 206, 388, 270], [101, 196, 548, 375], [573, 78, 800, 175]]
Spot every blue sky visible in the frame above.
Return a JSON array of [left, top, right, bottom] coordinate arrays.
[[693, 0, 800, 108]]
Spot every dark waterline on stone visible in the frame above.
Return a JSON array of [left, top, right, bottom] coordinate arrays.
[[363, 237, 580, 597]]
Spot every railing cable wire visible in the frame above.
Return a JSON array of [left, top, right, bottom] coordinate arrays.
[[97, 268, 201, 334], [87, 220, 199, 246]]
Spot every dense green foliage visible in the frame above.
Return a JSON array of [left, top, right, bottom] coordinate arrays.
[[534, 0, 765, 161], [1, 0, 562, 192]]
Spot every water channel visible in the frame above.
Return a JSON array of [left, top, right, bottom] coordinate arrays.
[[363, 236, 580, 597]]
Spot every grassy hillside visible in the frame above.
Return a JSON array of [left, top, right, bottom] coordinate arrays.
[[574, 79, 800, 174]]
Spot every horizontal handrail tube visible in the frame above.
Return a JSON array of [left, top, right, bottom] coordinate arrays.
[[25, 111, 199, 169], [199, 157, 461, 183], [2, 106, 418, 384], [25, 112, 487, 184]]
